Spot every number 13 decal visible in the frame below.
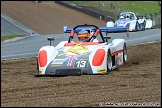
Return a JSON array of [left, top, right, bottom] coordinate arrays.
[[74, 60, 88, 68]]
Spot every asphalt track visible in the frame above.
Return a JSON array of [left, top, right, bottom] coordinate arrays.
[[1, 13, 37, 36], [1, 17, 28, 36], [1, 28, 161, 60]]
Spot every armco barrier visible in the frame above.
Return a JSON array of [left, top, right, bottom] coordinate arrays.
[[48, 1, 161, 26], [55, 1, 114, 22]]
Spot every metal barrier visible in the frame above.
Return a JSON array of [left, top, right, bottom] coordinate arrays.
[[55, 1, 161, 26], [153, 13, 161, 25]]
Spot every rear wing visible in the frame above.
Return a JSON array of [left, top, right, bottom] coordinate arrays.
[[64, 25, 129, 43], [99, 26, 128, 33], [64, 26, 128, 33]]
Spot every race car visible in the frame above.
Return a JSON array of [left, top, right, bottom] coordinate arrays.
[[106, 12, 153, 32], [35, 24, 128, 76]]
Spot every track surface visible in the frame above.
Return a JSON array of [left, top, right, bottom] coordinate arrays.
[[1, 1, 161, 60], [1, 1, 106, 35], [1, 42, 161, 107], [1, 29, 161, 60], [1, 1, 161, 107], [1, 17, 28, 36]]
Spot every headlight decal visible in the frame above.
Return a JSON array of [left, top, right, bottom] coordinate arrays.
[[92, 49, 105, 66], [38, 50, 47, 67]]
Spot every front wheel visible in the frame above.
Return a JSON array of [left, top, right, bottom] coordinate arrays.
[[107, 50, 113, 72], [135, 21, 140, 31], [35, 58, 42, 77], [37, 57, 39, 71]]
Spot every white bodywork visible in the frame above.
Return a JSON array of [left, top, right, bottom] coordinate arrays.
[[38, 46, 58, 74], [89, 38, 125, 74], [38, 38, 125, 75], [106, 12, 153, 31], [36, 24, 128, 76]]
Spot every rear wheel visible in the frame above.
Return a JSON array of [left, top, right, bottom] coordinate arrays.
[[107, 50, 113, 72], [143, 21, 146, 30], [123, 43, 127, 64]]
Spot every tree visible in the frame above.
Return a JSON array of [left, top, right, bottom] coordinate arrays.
[[158, 1, 161, 13]]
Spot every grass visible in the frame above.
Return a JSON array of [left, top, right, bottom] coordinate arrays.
[[68, 1, 160, 16], [153, 24, 161, 29], [1, 34, 26, 41]]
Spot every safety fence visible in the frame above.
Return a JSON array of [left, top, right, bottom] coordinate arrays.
[[54, 1, 161, 26]]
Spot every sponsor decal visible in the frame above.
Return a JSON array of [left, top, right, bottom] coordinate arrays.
[[97, 68, 106, 73], [58, 42, 89, 56], [65, 55, 78, 66], [51, 64, 62, 67], [52, 59, 65, 64], [39, 70, 42, 74]]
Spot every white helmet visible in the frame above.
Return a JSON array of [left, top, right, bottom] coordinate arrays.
[[120, 16, 124, 19]]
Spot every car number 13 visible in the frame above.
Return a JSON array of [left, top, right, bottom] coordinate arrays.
[[74, 60, 88, 68]]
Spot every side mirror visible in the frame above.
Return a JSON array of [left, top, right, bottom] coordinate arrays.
[[47, 37, 55, 46], [104, 33, 111, 44], [68, 36, 73, 43]]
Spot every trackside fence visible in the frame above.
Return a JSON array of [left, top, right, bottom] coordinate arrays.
[[54, 1, 161, 26]]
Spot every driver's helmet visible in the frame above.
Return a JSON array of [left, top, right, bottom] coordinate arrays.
[[78, 29, 90, 42], [120, 16, 124, 19]]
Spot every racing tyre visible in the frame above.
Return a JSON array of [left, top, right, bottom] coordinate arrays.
[[143, 21, 146, 31], [107, 50, 113, 72], [37, 58, 39, 71], [135, 22, 140, 31], [35, 58, 42, 77], [123, 43, 127, 64]]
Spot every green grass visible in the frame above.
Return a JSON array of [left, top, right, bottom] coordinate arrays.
[[69, 1, 160, 16], [153, 24, 161, 29], [1, 34, 26, 41]]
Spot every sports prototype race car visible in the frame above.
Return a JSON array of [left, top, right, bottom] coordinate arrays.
[[106, 12, 153, 32], [35, 24, 128, 76]]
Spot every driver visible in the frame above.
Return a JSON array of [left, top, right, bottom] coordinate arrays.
[[119, 16, 124, 19], [78, 29, 90, 42]]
